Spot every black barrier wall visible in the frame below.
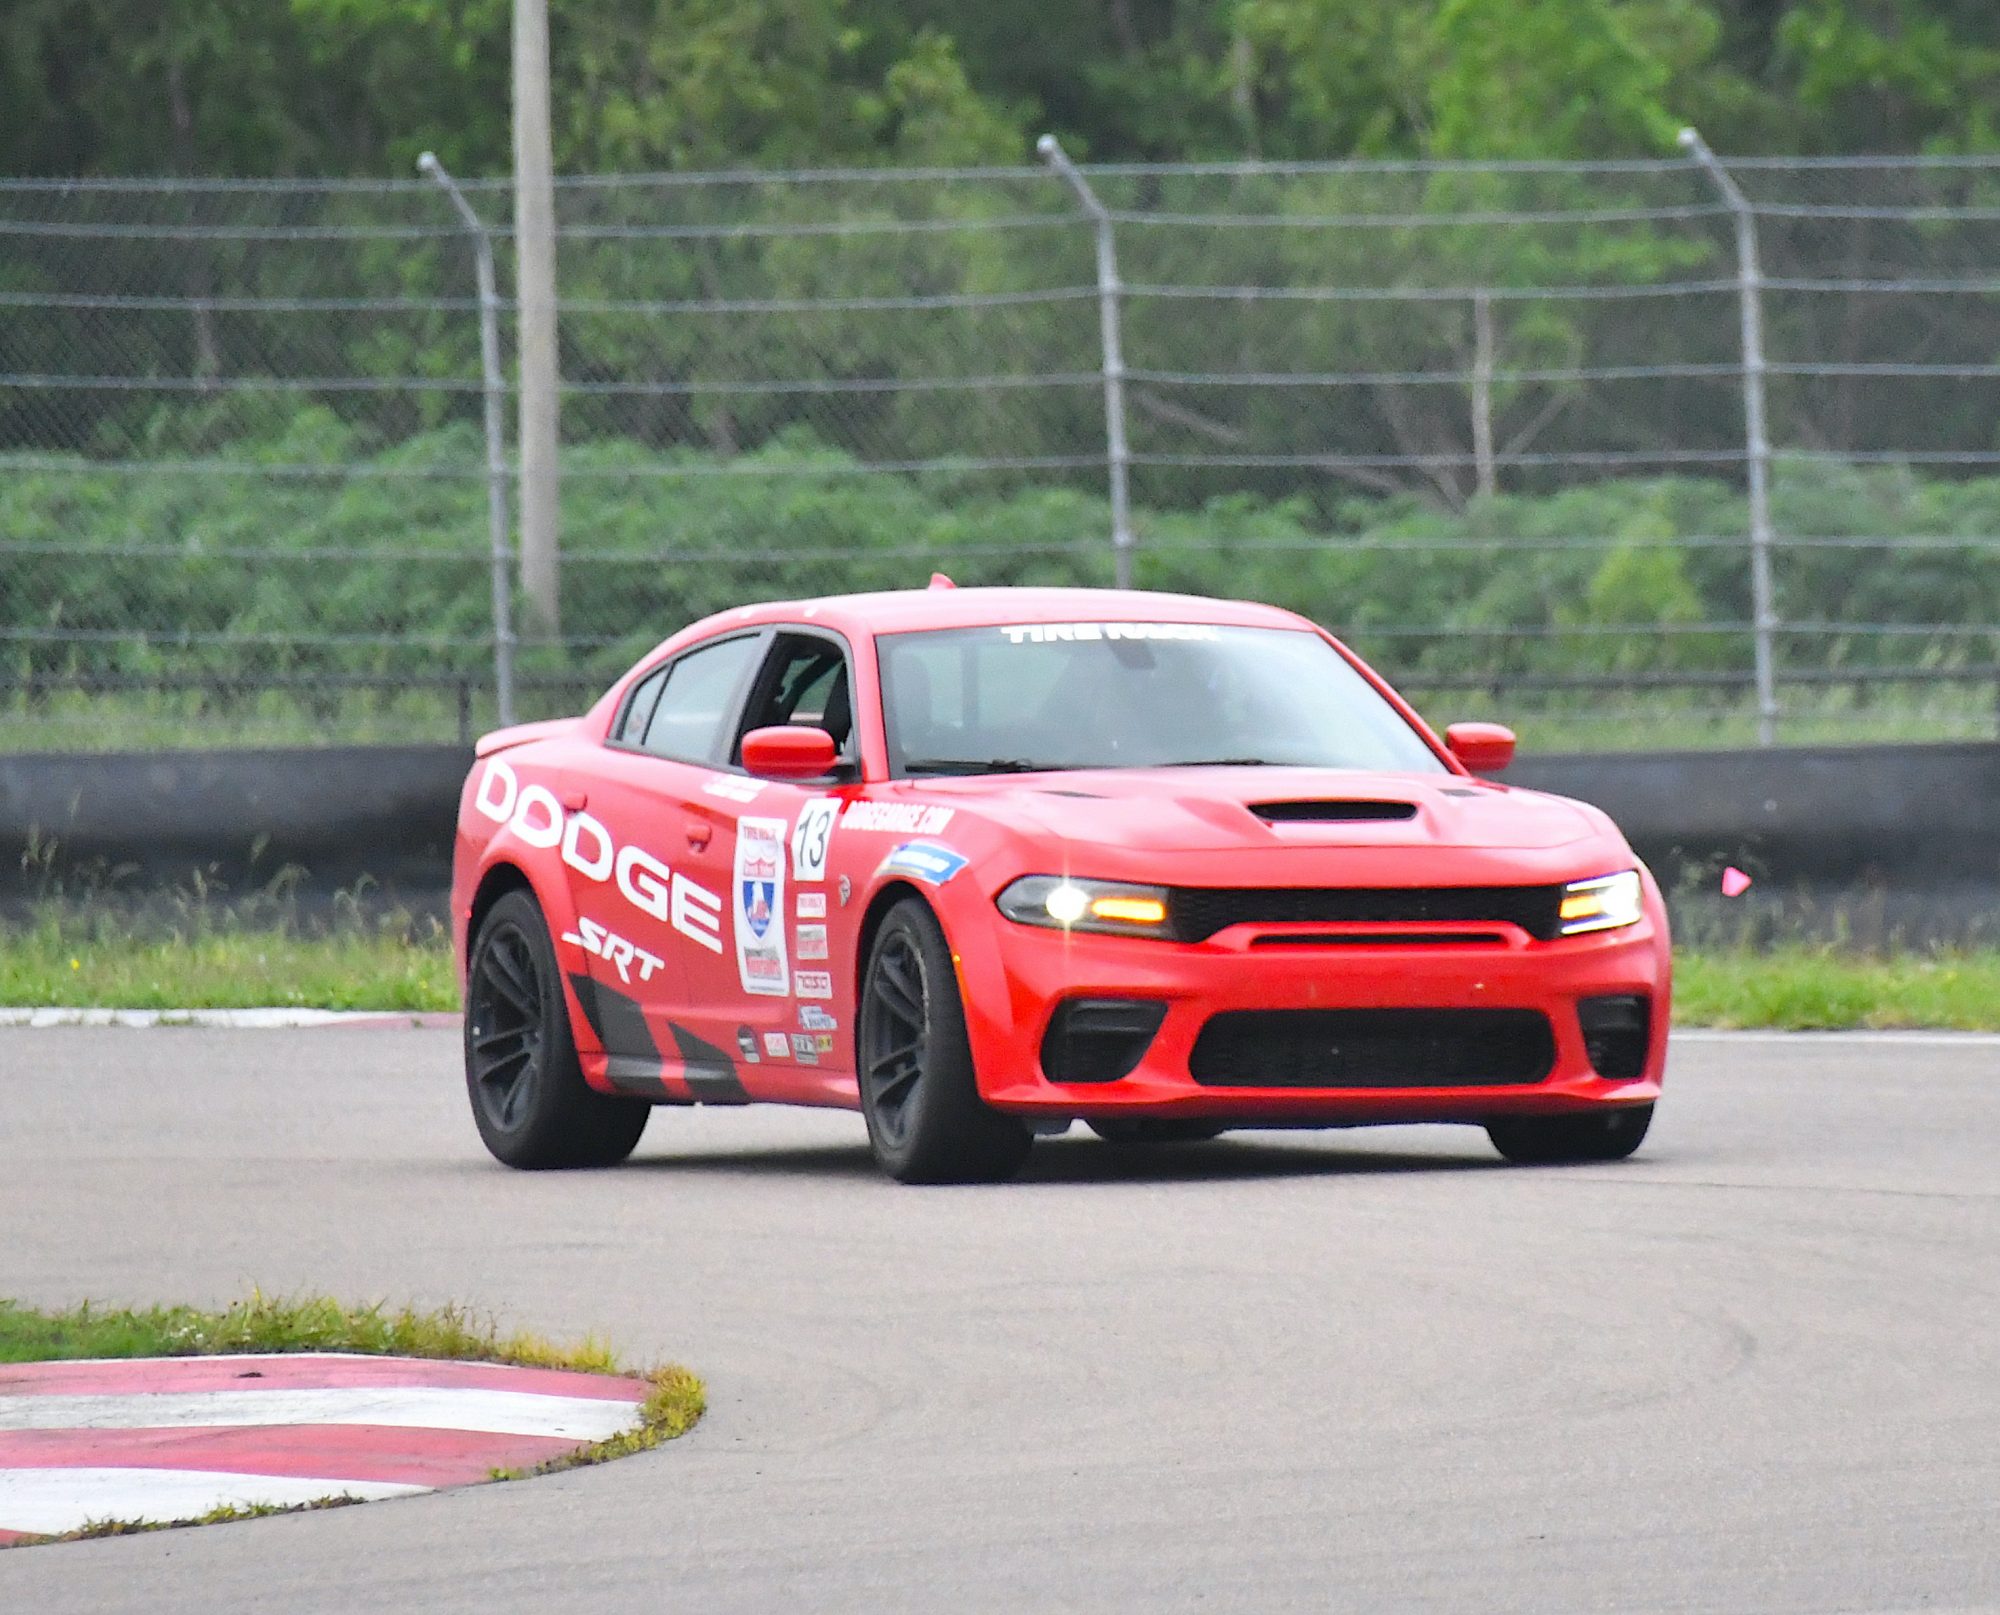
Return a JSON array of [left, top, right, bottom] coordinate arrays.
[[2, 741, 1996, 941], [0, 745, 469, 901]]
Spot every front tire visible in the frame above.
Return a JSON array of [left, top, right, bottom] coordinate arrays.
[[464, 889, 651, 1169], [1486, 1103, 1652, 1165], [858, 898, 1033, 1184]]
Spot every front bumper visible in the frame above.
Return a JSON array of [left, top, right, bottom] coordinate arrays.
[[957, 914, 1670, 1123]]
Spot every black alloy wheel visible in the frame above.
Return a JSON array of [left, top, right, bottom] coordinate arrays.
[[858, 898, 1033, 1184], [464, 888, 651, 1169], [1485, 1102, 1653, 1165]]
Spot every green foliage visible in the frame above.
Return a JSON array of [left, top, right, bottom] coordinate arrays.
[[1777, 0, 2000, 152], [1425, 0, 1690, 157], [5, 420, 1996, 700], [0, 1292, 608, 1366], [8, 0, 2000, 180]]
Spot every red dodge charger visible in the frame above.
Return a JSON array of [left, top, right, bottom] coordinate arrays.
[[453, 584, 1669, 1182]]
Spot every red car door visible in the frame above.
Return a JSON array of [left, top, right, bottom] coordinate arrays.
[[669, 629, 861, 1093], [563, 628, 766, 1101]]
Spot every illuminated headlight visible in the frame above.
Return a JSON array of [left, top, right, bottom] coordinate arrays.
[[1557, 870, 1644, 935], [997, 875, 1173, 937]]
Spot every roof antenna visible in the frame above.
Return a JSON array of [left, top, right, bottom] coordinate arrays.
[[928, 572, 956, 590]]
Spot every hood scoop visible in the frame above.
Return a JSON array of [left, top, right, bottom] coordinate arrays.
[[1251, 800, 1417, 824]]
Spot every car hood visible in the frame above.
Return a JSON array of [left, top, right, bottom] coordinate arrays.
[[910, 766, 1604, 855]]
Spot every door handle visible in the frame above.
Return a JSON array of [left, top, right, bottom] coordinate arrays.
[[685, 821, 713, 850]]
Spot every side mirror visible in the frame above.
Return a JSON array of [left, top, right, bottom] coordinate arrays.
[[742, 725, 838, 780], [1445, 722, 1516, 775]]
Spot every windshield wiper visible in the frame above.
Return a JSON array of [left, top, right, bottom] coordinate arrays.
[[1158, 756, 1283, 767], [900, 757, 1052, 776]]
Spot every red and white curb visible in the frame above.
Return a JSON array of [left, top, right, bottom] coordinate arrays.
[[0, 1009, 459, 1029], [0, 1353, 647, 1543]]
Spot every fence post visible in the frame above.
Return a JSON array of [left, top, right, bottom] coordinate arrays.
[[418, 152, 518, 729], [512, 0, 563, 641], [1037, 135, 1135, 590], [1470, 291, 1497, 500], [1680, 127, 1779, 747]]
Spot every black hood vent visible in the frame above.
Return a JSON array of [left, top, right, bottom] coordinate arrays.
[[1251, 800, 1416, 824]]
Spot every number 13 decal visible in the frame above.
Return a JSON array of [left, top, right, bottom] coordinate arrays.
[[791, 797, 840, 882]]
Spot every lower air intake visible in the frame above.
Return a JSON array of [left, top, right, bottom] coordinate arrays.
[[1578, 994, 1652, 1080], [1189, 1009, 1556, 1088], [1041, 998, 1169, 1084]]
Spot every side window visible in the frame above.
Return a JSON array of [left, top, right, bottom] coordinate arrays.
[[616, 665, 670, 745], [734, 634, 855, 764], [636, 634, 764, 765]]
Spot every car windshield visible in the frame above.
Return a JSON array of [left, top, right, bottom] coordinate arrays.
[[876, 622, 1446, 777]]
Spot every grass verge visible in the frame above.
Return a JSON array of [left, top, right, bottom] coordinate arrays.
[[1672, 949, 2000, 1031], [0, 1292, 704, 1548], [3, 911, 1998, 1030], [0, 910, 455, 1012]]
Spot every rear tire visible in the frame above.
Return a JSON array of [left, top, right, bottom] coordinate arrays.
[[1087, 1119, 1227, 1145], [464, 889, 651, 1169], [1486, 1103, 1652, 1165], [858, 898, 1033, 1184]]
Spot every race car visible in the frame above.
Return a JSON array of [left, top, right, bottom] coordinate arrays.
[[453, 583, 1669, 1183]]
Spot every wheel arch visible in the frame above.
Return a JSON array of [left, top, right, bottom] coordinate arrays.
[[854, 878, 934, 991], [463, 857, 606, 1067], [468, 860, 537, 954]]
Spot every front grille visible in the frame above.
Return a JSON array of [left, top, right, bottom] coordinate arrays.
[[1189, 1009, 1556, 1088], [1168, 885, 1565, 942], [1247, 931, 1508, 948]]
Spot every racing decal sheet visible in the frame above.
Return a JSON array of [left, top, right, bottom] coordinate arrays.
[[734, 817, 791, 997]]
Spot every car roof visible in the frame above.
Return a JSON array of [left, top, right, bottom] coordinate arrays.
[[689, 585, 1318, 639]]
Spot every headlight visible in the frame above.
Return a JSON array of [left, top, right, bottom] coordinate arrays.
[[1558, 870, 1644, 935], [997, 875, 1173, 937]]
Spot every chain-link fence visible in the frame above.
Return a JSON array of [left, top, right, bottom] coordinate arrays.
[[3, 155, 1998, 752]]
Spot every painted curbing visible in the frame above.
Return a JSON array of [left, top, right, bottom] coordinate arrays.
[[0, 1352, 647, 1543]]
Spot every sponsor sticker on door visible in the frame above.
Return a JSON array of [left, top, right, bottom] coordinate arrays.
[[762, 1031, 790, 1060], [842, 801, 954, 835], [733, 817, 791, 997], [793, 970, 833, 999], [877, 840, 969, 885], [791, 797, 840, 881], [796, 891, 828, 919], [794, 923, 829, 961]]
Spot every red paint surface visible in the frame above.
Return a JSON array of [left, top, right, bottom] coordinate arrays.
[[0, 1354, 646, 1403], [0, 1424, 583, 1488], [0, 1530, 32, 1546]]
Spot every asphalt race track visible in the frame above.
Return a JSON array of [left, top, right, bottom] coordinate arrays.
[[1, 1025, 1995, 1613]]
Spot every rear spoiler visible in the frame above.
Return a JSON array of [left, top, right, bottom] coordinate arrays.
[[474, 717, 580, 758]]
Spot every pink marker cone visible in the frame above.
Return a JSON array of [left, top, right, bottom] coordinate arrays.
[[1721, 866, 1752, 898]]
